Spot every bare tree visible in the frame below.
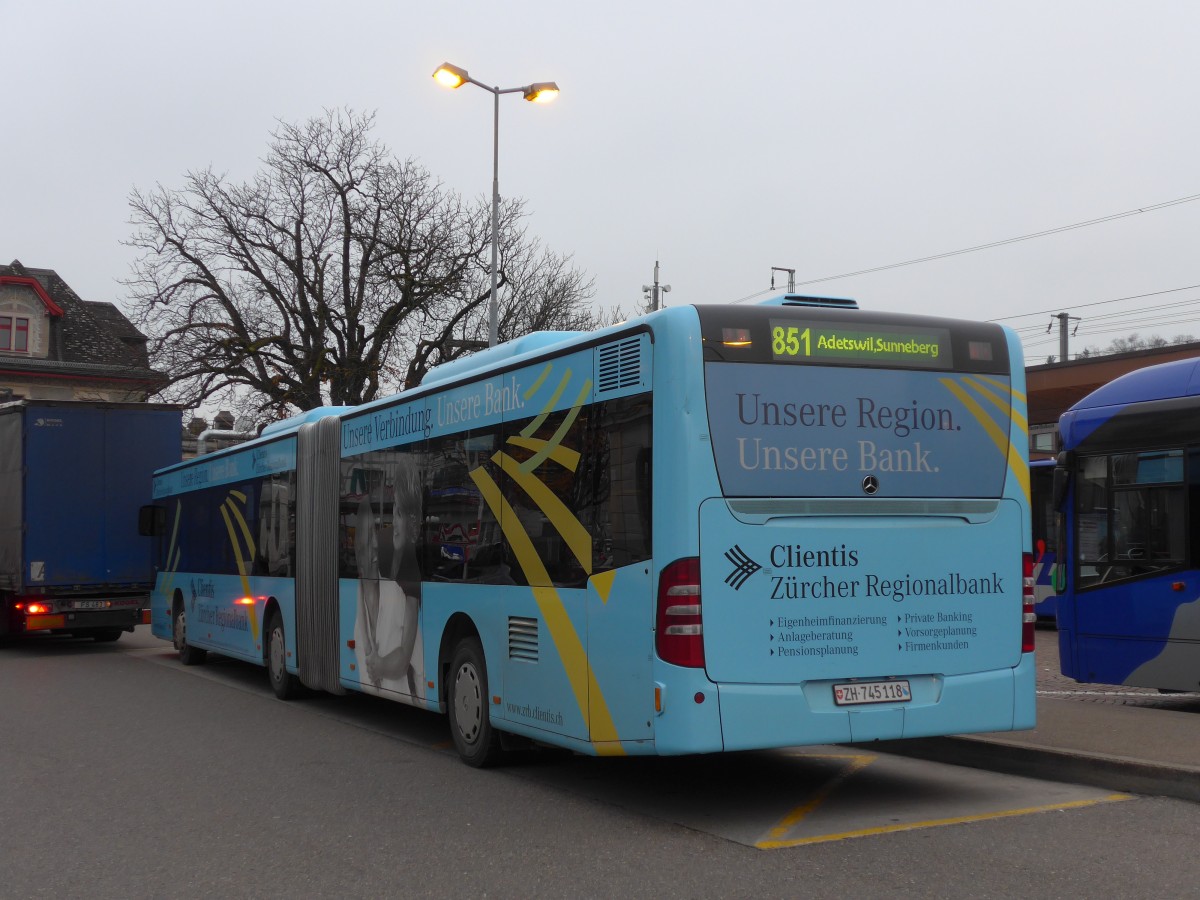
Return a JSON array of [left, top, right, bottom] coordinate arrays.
[[124, 108, 599, 422], [1082, 332, 1192, 358]]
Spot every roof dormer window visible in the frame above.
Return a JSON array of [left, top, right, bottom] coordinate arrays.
[[0, 316, 29, 352]]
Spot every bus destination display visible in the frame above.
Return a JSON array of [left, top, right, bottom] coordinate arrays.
[[769, 319, 953, 369]]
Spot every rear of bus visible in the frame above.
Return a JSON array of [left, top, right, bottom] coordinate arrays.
[[651, 300, 1035, 753]]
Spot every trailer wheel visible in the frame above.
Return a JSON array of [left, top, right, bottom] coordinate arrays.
[[173, 603, 207, 666], [265, 611, 301, 700], [90, 628, 123, 643], [447, 637, 503, 768]]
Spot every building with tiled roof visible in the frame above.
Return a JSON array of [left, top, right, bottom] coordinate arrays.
[[0, 259, 164, 401]]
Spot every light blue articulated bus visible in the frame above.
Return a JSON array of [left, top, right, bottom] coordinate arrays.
[[1055, 357, 1200, 692], [147, 296, 1036, 766]]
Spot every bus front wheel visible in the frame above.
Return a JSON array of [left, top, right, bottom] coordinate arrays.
[[265, 611, 301, 700], [448, 637, 503, 768], [173, 603, 207, 666]]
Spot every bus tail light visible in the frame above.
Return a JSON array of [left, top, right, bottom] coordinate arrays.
[[656, 557, 704, 668], [1022, 552, 1036, 653]]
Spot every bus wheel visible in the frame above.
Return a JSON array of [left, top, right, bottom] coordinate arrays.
[[265, 611, 301, 700], [173, 604, 207, 666], [448, 637, 503, 768], [90, 628, 123, 643]]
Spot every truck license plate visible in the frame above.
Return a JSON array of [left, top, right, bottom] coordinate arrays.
[[833, 680, 912, 706], [73, 600, 108, 610]]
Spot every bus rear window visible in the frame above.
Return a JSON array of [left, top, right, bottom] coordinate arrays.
[[704, 361, 1017, 499]]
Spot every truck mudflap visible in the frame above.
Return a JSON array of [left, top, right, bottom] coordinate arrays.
[[9, 595, 145, 634]]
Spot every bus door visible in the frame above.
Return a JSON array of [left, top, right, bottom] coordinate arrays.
[[1067, 448, 1197, 689]]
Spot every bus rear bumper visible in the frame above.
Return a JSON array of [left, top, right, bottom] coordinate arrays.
[[710, 654, 1037, 751]]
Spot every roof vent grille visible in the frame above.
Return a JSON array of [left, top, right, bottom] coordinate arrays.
[[597, 337, 642, 393]]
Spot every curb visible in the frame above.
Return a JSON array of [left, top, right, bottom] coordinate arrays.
[[863, 736, 1200, 804]]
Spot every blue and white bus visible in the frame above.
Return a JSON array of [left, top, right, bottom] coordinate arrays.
[[147, 296, 1036, 765], [1055, 357, 1200, 692]]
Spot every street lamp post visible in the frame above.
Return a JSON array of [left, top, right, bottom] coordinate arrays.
[[432, 62, 559, 348]]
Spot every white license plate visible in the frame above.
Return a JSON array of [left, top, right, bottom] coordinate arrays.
[[73, 600, 108, 610], [833, 680, 912, 706]]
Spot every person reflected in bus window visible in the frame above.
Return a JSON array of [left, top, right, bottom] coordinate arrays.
[[355, 457, 422, 697]]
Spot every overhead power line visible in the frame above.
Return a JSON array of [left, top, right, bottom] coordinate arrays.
[[991, 283, 1200, 323], [731, 192, 1200, 304], [1008, 297, 1200, 335]]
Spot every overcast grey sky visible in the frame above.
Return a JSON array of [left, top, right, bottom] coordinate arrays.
[[6, 1, 1200, 365]]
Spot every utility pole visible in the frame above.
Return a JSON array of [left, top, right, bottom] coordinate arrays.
[[771, 266, 796, 293], [1049, 313, 1081, 363], [642, 259, 671, 311]]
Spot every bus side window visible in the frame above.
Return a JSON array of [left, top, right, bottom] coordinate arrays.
[[256, 474, 293, 577]]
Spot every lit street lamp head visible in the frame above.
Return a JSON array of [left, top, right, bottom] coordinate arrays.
[[432, 62, 469, 89], [523, 82, 560, 103]]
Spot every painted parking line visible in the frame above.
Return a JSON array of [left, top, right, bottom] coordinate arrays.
[[753, 749, 1131, 849]]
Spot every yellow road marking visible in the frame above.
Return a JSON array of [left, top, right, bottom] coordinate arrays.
[[758, 793, 1132, 849], [761, 753, 877, 843]]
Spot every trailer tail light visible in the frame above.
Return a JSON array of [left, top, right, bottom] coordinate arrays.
[[656, 557, 704, 668], [25, 601, 53, 615], [1022, 552, 1036, 653]]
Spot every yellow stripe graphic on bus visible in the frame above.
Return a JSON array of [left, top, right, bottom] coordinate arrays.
[[939, 377, 1029, 504], [468, 466, 624, 754], [523, 363, 552, 400], [975, 372, 1027, 404], [504, 436, 580, 472], [519, 381, 592, 474], [590, 570, 617, 604], [219, 492, 261, 641], [493, 451, 593, 575], [520, 369, 573, 439], [961, 376, 1028, 436]]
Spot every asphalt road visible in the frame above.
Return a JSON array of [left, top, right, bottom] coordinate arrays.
[[2, 627, 1199, 899]]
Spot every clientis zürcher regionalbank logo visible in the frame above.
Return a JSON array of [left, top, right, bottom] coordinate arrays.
[[724, 545, 762, 591]]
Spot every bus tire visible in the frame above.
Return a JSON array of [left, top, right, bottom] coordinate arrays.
[[265, 611, 301, 700], [448, 637, 503, 768], [173, 603, 207, 666]]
